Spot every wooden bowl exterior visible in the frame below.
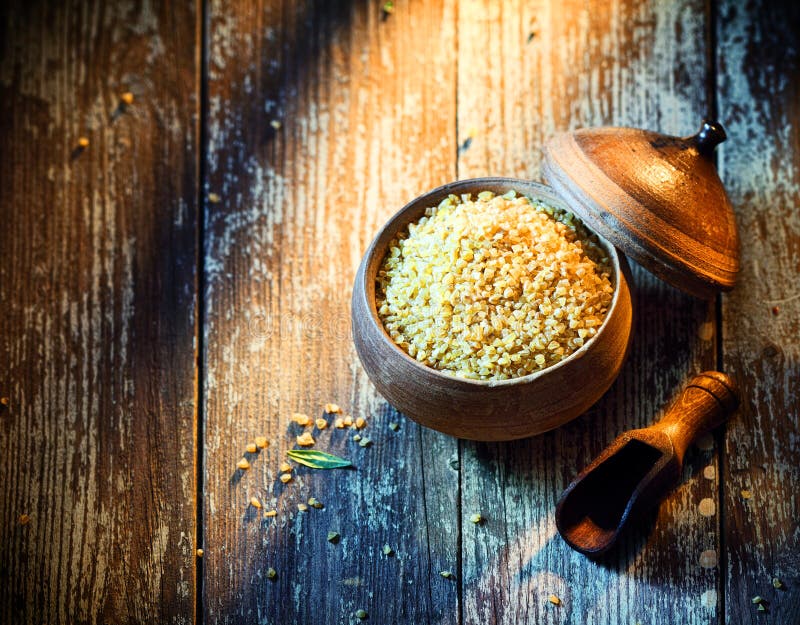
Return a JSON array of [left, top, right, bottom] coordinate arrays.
[[352, 178, 633, 441]]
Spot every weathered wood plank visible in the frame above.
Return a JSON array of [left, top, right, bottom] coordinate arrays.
[[202, 1, 459, 623], [0, 2, 198, 624], [717, 1, 800, 623], [457, 1, 722, 623]]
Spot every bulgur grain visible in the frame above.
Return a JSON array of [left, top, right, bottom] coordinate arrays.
[[237, 458, 250, 470], [279, 462, 293, 473], [296, 432, 315, 447], [316, 418, 328, 430], [376, 192, 613, 380], [255, 436, 269, 448], [291, 413, 311, 426], [245, 442, 257, 453]]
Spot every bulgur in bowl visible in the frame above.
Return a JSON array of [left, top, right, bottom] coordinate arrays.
[[352, 178, 633, 441]]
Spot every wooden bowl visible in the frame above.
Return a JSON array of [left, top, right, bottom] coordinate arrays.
[[352, 178, 633, 441]]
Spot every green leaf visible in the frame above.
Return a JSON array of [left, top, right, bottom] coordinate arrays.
[[287, 449, 352, 469]]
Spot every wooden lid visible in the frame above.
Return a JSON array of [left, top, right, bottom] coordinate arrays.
[[541, 120, 739, 299]]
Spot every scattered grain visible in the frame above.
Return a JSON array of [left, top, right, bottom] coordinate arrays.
[[355, 609, 368, 620], [19, 514, 30, 526], [316, 418, 328, 430], [389, 422, 399, 431], [77, 137, 89, 148], [355, 416, 367, 429], [383, 544, 394, 556], [470, 513, 483, 524], [280, 473, 292, 483], [757, 604, 766, 612], [751, 596, 763, 604], [291, 413, 311, 426], [772, 577, 783, 589], [196, 549, 204, 557], [237, 458, 251, 470], [264, 510, 277, 517], [327, 531, 340, 543], [308, 497, 323, 509], [208, 192, 221, 203], [376, 192, 613, 380], [249, 497, 262, 509], [358, 437, 372, 447], [296, 432, 315, 446], [279, 462, 293, 472], [334, 417, 345, 428], [772, 306, 780, 315], [267, 567, 277, 580], [343, 415, 353, 427], [741, 489, 752, 500], [270, 119, 282, 130], [297, 503, 308, 512], [440, 571, 454, 579], [324, 403, 341, 414], [255, 436, 269, 449], [245, 442, 258, 453], [548, 595, 561, 606], [353, 434, 362, 442], [698, 498, 716, 517]]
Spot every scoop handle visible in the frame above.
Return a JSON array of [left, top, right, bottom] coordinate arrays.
[[653, 371, 739, 462]]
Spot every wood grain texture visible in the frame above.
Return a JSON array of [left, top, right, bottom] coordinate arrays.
[[717, 1, 800, 623], [202, 1, 459, 623], [0, 1, 198, 624], [456, 0, 722, 623]]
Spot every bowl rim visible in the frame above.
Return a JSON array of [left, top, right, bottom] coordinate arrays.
[[358, 176, 627, 388]]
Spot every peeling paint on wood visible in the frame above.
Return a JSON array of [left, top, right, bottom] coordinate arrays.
[[457, 1, 720, 624], [718, 1, 800, 624], [0, 1, 198, 623], [202, 2, 459, 624]]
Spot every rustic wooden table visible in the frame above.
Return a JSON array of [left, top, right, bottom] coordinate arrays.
[[1, 1, 798, 624]]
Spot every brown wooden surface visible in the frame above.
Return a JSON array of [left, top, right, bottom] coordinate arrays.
[[1, 1, 797, 624], [0, 1, 199, 624], [201, 2, 460, 623], [717, 2, 800, 623]]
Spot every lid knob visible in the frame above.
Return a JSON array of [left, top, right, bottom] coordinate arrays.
[[694, 119, 727, 157]]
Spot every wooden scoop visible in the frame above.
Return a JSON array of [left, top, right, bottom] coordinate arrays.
[[555, 371, 739, 556]]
